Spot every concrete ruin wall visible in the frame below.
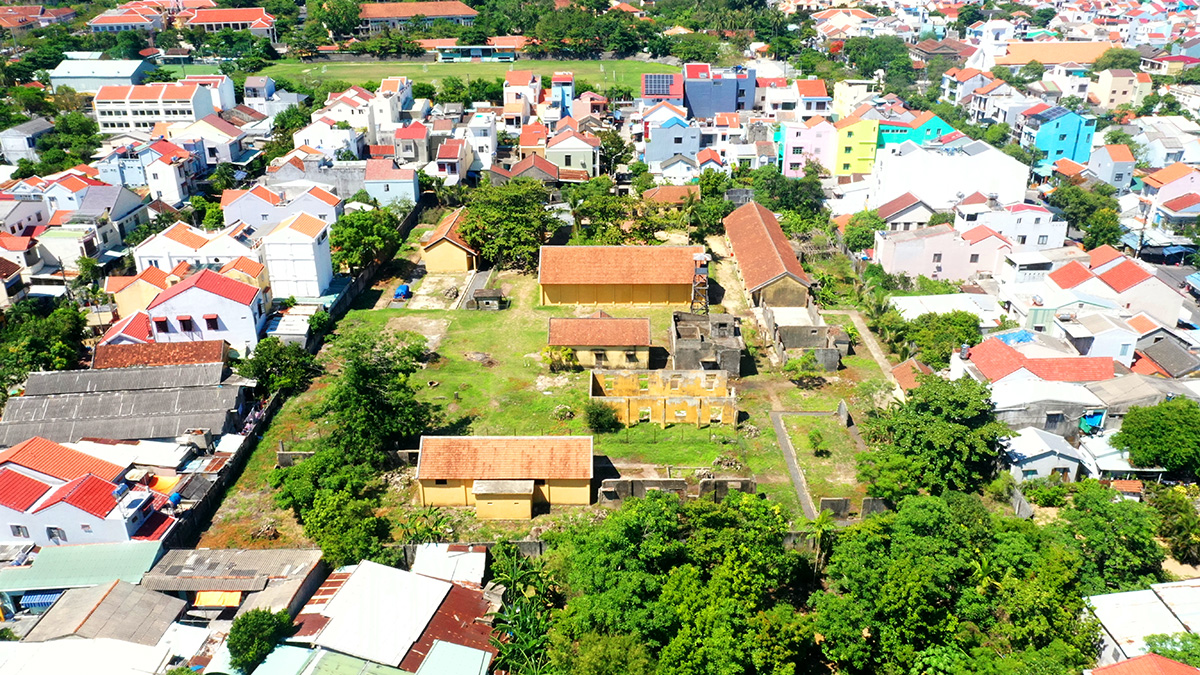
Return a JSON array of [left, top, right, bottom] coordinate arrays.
[[590, 370, 737, 427]]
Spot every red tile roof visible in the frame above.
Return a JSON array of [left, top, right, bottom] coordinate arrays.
[[1048, 260, 1095, 289], [34, 474, 119, 518], [1088, 244, 1124, 268], [394, 121, 428, 140], [0, 468, 51, 512], [642, 185, 699, 205], [0, 437, 126, 482], [1132, 350, 1171, 377], [874, 192, 922, 220], [93, 340, 226, 369], [538, 245, 704, 286], [1145, 162, 1197, 189], [723, 202, 812, 292], [359, 1, 476, 19], [1054, 158, 1087, 176], [961, 224, 1010, 245], [219, 256, 265, 278], [1105, 144, 1136, 162], [424, 207, 476, 255], [148, 268, 259, 308], [101, 310, 153, 345], [891, 358, 933, 391], [417, 436, 592, 480], [548, 314, 651, 347], [1092, 653, 1198, 675], [186, 7, 273, 24], [1162, 194, 1200, 212], [161, 223, 210, 250], [1098, 259, 1152, 293], [794, 79, 828, 97], [968, 337, 1114, 382], [1126, 313, 1160, 335]]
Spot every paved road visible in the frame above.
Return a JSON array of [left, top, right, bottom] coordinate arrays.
[[456, 268, 491, 309], [1149, 262, 1200, 325], [769, 411, 820, 520]]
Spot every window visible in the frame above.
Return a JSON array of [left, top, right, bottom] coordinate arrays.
[[1119, 343, 1131, 356], [10, 525, 28, 538], [1037, 235, 1048, 245], [932, 253, 942, 263], [593, 350, 607, 364], [206, 316, 219, 330], [673, 137, 683, 144], [625, 350, 638, 364], [81, 524, 92, 533], [792, 147, 803, 155], [434, 479, 448, 485], [847, 131, 854, 138], [534, 479, 546, 486], [1044, 412, 1065, 430], [180, 318, 194, 332], [564, 155, 572, 166], [842, 163, 850, 171], [154, 318, 169, 334], [790, 163, 800, 170], [969, 254, 980, 263], [260, 214, 269, 221], [47, 526, 66, 542], [1114, 173, 1124, 181], [843, 146, 852, 153], [1023, 469, 1039, 478], [1017, 235, 1027, 244], [384, 184, 390, 192], [1058, 134, 1067, 141]]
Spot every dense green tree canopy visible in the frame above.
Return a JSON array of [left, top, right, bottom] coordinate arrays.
[[236, 337, 320, 395], [1112, 398, 1200, 473], [329, 208, 401, 272], [459, 179, 560, 272], [227, 609, 293, 673], [907, 310, 982, 369]]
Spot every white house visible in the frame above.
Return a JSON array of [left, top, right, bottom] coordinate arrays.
[[220, 184, 342, 228], [1005, 426, 1087, 482], [294, 117, 363, 158], [179, 74, 237, 112], [145, 268, 266, 356], [164, 114, 258, 168], [134, 222, 255, 272], [953, 198, 1067, 252], [93, 83, 216, 133], [363, 160, 419, 206], [874, 223, 1012, 280], [259, 213, 333, 298], [869, 140, 1030, 212]]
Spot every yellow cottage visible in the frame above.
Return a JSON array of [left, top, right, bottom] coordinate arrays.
[[104, 265, 177, 318], [538, 245, 704, 307], [417, 436, 593, 520], [547, 311, 651, 369], [421, 207, 479, 273]]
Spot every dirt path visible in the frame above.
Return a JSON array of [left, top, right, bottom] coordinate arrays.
[[822, 309, 896, 387]]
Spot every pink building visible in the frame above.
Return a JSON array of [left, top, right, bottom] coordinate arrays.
[[874, 223, 1011, 281], [780, 116, 836, 177]]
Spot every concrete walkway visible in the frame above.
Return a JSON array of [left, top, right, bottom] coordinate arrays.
[[822, 309, 897, 386], [769, 411, 823, 520]]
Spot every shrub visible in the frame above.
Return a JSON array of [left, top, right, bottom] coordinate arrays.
[[226, 608, 293, 673], [1023, 477, 1069, 507], [584, 401, 621, 433], [308, 310, 332, 336]]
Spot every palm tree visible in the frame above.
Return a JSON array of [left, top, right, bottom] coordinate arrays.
[[565, 190, 585, 237], [674, 190, 698, 231], [863, 288, 890, 322], [803, 509, 838, 572]]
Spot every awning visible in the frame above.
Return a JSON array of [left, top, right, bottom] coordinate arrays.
[[202, 314, 218, 320], [194, 590, 241, 607], [20, 590, 62, 610], [1164, 245, 1194, 256], [176, 315, 191, 321]]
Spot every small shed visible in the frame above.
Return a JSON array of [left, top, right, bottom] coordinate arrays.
[[466, 287, 503, 311]]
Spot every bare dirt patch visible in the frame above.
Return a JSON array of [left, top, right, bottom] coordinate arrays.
[[385, 316, 451, 351], [535, 374, 569, 391], [409, 273, 469, 310]]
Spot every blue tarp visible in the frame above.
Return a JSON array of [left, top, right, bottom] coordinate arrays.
[[1164, 245, 1195, 256], [19, 590, 62, 610], [1186, 272, 1200, 290], [996, 330, 1035, 346]]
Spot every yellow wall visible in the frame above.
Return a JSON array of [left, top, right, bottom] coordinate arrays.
[[541, 283, 692, 307], [422, 240, 476, 273], [834, 119, 878, 176], [589, 370, 736, 428], [113, 281, 165, 318], [475, 494, 532, 520], [419, 479, 472, 506], [542, 479, 591, 505], [756, 276, 810, 308], [571, 345, 650, 369], [420, 478, 592, 513]]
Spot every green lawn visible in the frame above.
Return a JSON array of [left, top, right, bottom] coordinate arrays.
[[785, 415, 867, 507], [259, 58, 678, 90], [162, 64, 222, 78]]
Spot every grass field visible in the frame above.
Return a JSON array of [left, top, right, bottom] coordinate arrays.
[[259, 58, 678, 90], [163, 64, 222, 78], [785, 415, 867, 507]]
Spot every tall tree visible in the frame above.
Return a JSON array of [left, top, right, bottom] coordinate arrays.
[[458, 178, 559, 272], [1082, 208, 1124, 251], [329, 208, 400, 272], [1112, 398, 1200, 472]]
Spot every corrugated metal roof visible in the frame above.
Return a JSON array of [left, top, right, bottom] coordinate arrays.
[[22, 363, 227, 395], [141, 549, 323, 592], [24, 580, 185, 645], [0, 541, 162, 592]]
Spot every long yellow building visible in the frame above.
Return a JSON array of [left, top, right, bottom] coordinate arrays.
[[538, 245, 703, 307], [416, 436, 593, 519]]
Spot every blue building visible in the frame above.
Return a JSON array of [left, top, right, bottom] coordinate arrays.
[[96, 139, 202, 188], [682, 63, 755, 120], [644, 117, 700, 164], [1018, 105, 1095, 170]]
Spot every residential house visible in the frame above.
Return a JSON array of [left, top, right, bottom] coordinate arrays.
[[644, 117, 699, 165], [179, 74, 236, 112], [0, 199, 46, 237], [134, 222, 253, 272], [502, 69, 540, 108], [547, 312, 651, 369], [640, 72, 685, 108], [544, 129, 599, 179], [429, 138, 474, 185], [141, 548, 324, 618], [243, 76, 308, 118], [420, 207, 478, 273], [358, 1, 477, 32], [1133, 116, 1200, 168], [1054, 312, 1138, 367], [145, 268, 266, 355], [0, 258, 26, 307], [876, 192, 936, 232], [1005, 426, 1087, 482], [220, 184, 342, 229], [393, 121, 431, 165], [1088, 144, 1137, 190], [538, 245, 704, 306], [363, 159, 419, 206], [464, 111, 497, 169], [953, 334, 1115, 385], [870, 140, 1029, 211], [93, 83, 215, 133], [1142, 163, 1200, 227], [874, 223, 1012, 280], [953, 197, 1068, 251], [832, 116, 878, 176], [87, 8, 163, 32], [0, 233, 42, 280], [165, 114, 258, 168], [1141, 54, 1200, 77], [779, 117, 836, 177], [184, 8, 275, 40], [104, 264, 174, 317], [259, 213, 332, 298], [417, 436, 592, 518], [1014, 104, 1096, 169], [292, 117, 363, 158], [22, 580, 185, 645], [0, 118, 52, 163], [723, 202, 813, 307], [940, 67, 996, 104], [681, 63, 755, 119], [1094, 69, 1152, 111], [876, 110, 955, 147]]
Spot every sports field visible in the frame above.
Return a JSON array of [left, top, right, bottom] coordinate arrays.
[[258, 58, 677, 89]]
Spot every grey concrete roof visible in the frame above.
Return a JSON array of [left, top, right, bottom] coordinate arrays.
[[141, 549, 323, 593], [24, 580, 184, 645], [0, 118, 52, 137], [22, 363, 229, 395], [1142, 339, 1200, 378]]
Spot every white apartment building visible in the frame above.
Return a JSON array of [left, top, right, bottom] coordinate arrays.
[[93, 83, 216, 133]]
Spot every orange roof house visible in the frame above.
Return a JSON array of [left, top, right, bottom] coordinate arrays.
[[537, 245, 705, 307], [421, 207, 478, 273], [722, 202, 812, 307], [416, 436, 593, 519], [547, 311, 652, 368]]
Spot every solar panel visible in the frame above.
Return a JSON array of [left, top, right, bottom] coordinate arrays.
[[644, 73, 674, 97]]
